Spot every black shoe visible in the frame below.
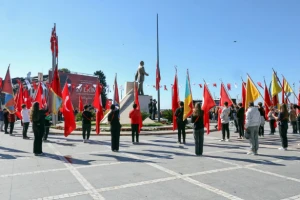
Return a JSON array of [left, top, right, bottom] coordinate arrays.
[[5, 132, 9, 134], [183, 141, 186, 144]]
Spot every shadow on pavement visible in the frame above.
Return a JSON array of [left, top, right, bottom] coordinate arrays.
[[204, 155, 285, 166], [91, 153, 157, 163]]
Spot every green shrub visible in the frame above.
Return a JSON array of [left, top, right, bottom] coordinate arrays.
[[76, 113, 82, 121], [76, 111, 96, 121], [141, 111, 150, 121], [162, 109, 173, 122]]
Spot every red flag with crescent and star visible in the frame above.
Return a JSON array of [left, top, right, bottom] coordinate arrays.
[[62, 83, 76, 137]]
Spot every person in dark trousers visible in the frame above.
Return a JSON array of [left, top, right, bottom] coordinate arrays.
[[175, 101, 186, 144], [289, 104, 297, 134], [220, 102, 231, 141], [3, 109, 9, 134], [8, 112, 16, 135], [43, 113, 52, 142], [148, 99, 153, 120], [191, 103, 204, 156], [268, 107, 276, 135], [30, 102, 46, 156], [82, 105, 92, 143], [0, 108, 4, 132], [21, 104, 30, 139], [273, 104, 289, 150], [152, 99, 157, 120], [294, 105, 300, 134], [236, 103, 245, 139], [129, 103, 140, 143], [231, 105, 239, 133], [257, 102, 265, 137], [108, 104, 121, 152]]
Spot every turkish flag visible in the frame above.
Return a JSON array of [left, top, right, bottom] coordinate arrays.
[[156, 62, 161, 91], [62, 83, 76, 137], [34, 83, 44, 109], [264, 83, 272, 120], [227, 83, 231, 91], [242, 82, 246, 107], [15, 80, 24, 119], [202, 84, 216, 134], [213, 83, 217, 87], [298, 89, 300, 114], [79, 95, 84, 112], [93, 82, 104, 134], [172, 73, 179, 131], [164, 85, 168, 91], [23, 88, 32, 109], [218, 83, 233, 130], [0, 78, 2, 90], [105, 99, 112, 111]]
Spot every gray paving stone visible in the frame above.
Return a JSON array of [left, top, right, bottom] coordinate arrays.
[[192, 168, 300, 200], [79, 162, 172, 189], [101, 179, 228, 200]]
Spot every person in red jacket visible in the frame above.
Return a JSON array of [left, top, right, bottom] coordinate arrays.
[[8, 112, 16, 135], [129, 104, 140, 143]]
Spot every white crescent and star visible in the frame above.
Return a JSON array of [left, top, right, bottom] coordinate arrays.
[[64, 96, 70, 112]]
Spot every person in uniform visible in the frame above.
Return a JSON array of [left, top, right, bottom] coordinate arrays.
[[82, 105, 92, 143], [236, 103, 245, 139], [191, 103, 204, 156], [108, 104, 121, 152], [152, 99, 157, 120], [257, 102, 266, 137], [175, 101, 186, 144], [135, 61, 149, 95], [148, 99, 153, 119]]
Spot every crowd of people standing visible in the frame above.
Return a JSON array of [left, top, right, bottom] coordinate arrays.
[[0, 98, 299, 157]]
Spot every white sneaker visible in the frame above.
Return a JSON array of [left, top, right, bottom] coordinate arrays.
[[83, 139, 86, 143], [247, 152, 254, 155], [220, 139, 225, 142], [225, 139, 230, 142], [278, 147, 286, 151]]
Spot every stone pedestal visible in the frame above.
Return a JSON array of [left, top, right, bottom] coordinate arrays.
[[101, 82, 154, 124]]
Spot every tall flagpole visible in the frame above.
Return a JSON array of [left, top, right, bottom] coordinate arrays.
[[157, 13, 161, 122], [52, 23, 57, 125]]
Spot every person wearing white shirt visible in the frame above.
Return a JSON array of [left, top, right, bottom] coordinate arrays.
[[245, 102, 261, 155], [220, 102, 231, 141], [21, 104, 30, 139]]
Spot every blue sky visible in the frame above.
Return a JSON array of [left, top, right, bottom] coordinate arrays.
[[1, 0, 300, 108]]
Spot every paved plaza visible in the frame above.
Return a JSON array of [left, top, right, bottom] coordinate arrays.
[[0, 122, 300, 200]]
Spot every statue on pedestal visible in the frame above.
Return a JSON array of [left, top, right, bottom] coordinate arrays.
[[135, 61, 149, 95]]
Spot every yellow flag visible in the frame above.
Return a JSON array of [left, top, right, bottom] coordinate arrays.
[[245, 76, 260, 110], [271, 73, 281, 97], [283, 78, 293, 94]]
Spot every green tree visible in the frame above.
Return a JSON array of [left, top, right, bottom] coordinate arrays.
[[59, 68, 71, 73], [162, 109, 173, 122], [94, 70, 107, 107]]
